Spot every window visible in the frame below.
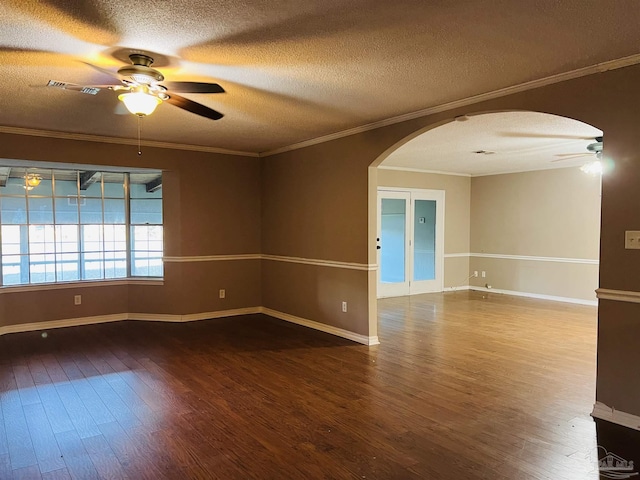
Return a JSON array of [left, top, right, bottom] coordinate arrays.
[[0, 167, 163, 286]]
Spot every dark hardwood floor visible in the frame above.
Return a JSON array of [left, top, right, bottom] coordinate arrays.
[[0, 291, 601, 479]]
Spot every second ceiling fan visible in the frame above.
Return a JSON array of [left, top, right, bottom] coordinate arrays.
[[552, 136, 603, 162]]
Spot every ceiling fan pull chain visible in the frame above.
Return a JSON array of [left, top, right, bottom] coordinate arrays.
[[137, 115, 142, 156]]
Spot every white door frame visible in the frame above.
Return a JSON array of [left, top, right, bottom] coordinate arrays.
[[377, 187, 445, 298]]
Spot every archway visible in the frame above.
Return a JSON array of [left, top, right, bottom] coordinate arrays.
[[369, 110, 604, 323]]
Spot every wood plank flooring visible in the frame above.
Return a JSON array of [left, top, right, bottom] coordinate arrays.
[[0, 291, 599, 479]]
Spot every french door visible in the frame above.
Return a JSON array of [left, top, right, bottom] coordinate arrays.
[[377, 188, 444, 298]]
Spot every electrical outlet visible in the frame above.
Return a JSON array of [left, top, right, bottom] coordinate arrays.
[[219, 289, 225, 299], [473, 271, 478, 277], [342, 301, 347, 313], [74, 295, 81, 305], [625, 231, 640, 249], [481, 271, 486, 278]]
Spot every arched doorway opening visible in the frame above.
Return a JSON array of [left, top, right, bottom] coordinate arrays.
[[370, 110, 603, 304]]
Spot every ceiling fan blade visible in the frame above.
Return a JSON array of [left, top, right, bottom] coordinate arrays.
[[162, 82, 225, 94], [165, 94, 224, 120], [42, 80, 120, 95], [551, 153, 593, 162], [81, 61, 123, 81], [555, 152, 595, 157], [499, 132, 598, 140]]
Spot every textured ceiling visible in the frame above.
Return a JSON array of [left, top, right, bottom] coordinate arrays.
[[0, 0, 639, 154], [381, 112, 603, 176]]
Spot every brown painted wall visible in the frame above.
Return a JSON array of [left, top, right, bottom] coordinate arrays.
[[3, 63, 640, 417], [0, 133, 262, 327], [261, 64, 640, 414], [261, 140, 371, 263], [262, 261, 369, 335], [469, 167, 601, 300]]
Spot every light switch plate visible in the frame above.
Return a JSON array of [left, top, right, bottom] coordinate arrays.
[[625, 231, 640, 249]]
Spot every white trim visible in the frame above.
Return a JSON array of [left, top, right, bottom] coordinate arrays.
[[592, 402, 640, 432], [379, 161, 585, 178], [0, 314, 128, 336], [469, 286, 597, 306], [471, 253, 598, 265], [163, 254, 261, 263], [261, 307, 379, 346], [377, 186, 448, 194], [444, 253, 470, 259], [0, 126, 259, 158], [445, 285, 471, 292], [469, 163, 586, 178], [596, 288, 640, 304], [262, 254, 375, 271], [128, 307, 262, 323], [0, 278, 163, 294], [0, 307, 377, 346], [378, 166, 471, 177], [260, 53, 640, 157], [443, 253, 599, 265], [182, 308, 262, 322], [162, 253, 375, 271], [126, 313, 183, 322]]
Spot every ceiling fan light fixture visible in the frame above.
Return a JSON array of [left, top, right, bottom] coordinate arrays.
[[580, 160, 603, 176], [23, 174, 42, 190], [118, 89, 161, 116]]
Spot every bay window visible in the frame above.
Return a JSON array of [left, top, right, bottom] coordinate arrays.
[[0, 166, 163, 286]]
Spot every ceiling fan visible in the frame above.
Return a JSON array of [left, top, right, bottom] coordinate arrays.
[[44, 53, 225, 120], [552, 136, 603, 162]]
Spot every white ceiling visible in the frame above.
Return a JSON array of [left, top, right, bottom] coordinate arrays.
[[381, 112, 603, 176], [0, 1, 638, 154]]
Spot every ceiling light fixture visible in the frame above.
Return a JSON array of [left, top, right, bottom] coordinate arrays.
[[118, 86, 161, 116], [580, 160, 603, 176], [473, 150, 496, 155], [23, 173, 42, 190]]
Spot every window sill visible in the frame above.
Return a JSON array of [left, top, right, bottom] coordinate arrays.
[[0, 278, 164, 294]]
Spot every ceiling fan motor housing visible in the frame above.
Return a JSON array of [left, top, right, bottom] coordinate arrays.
[[587, 138, 603, 153], [117, 54, 164, 84]]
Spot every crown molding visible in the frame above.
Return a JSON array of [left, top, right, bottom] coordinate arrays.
[[378, 166, 472, 177], [4, 54, 640, 159], [0, 126, 259, 158], [259, 53, 640, 157]]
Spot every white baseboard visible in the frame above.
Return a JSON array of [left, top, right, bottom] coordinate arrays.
[[468, 286, 597, 306], [0, 307, 377, 346], [592, 402, 640, 431], [260, 307, 379, 345], [444, 285, 471, 292], [128, 307, 262, 323], [0, 313, 128, 336]]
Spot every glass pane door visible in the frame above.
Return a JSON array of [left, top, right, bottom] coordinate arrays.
[[381, 198, 407, 283], [377, 192, 410, 297], [377, 188, 444, 298], [413, 199, 436, 281]]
